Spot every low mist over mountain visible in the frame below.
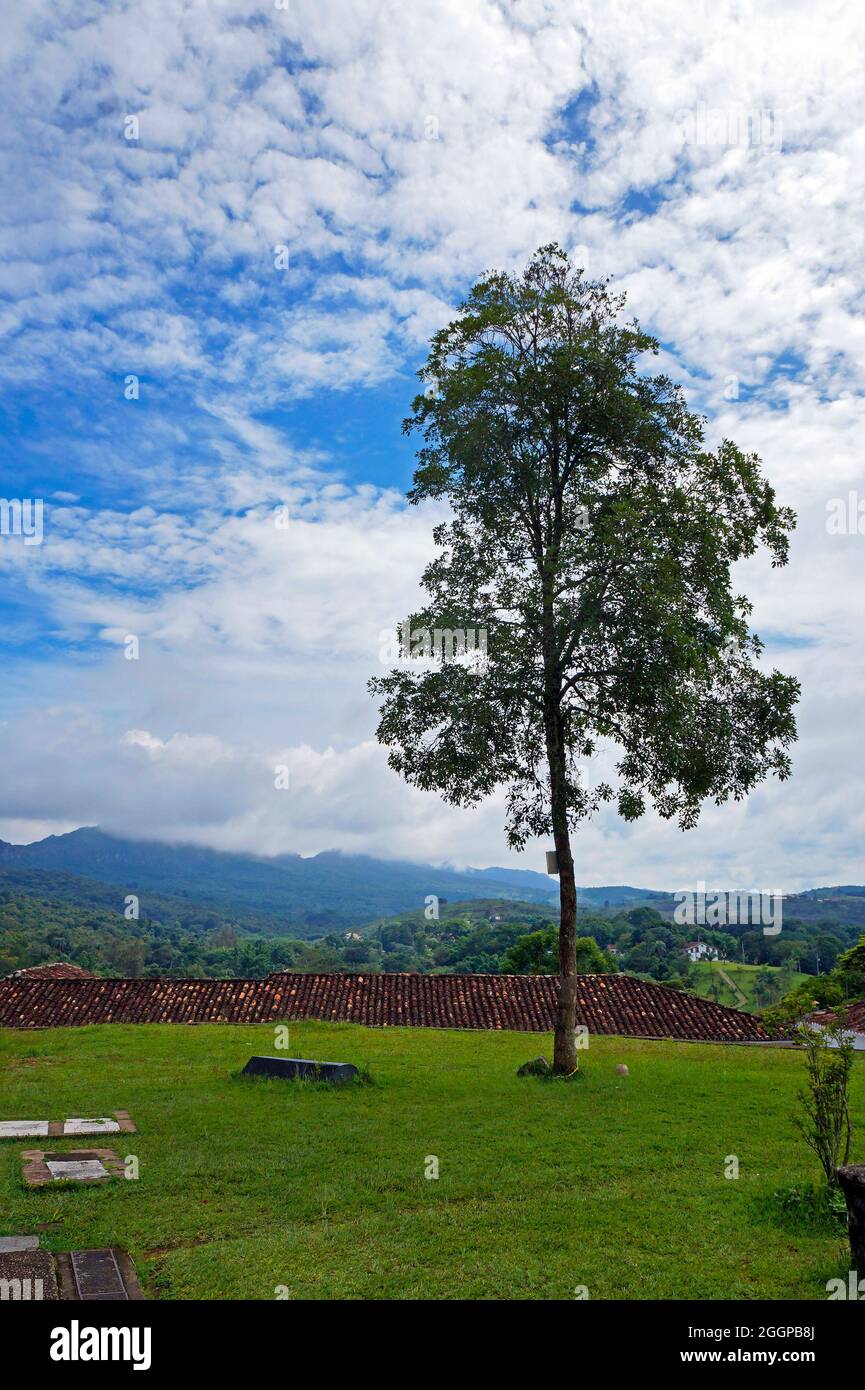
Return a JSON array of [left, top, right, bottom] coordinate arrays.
[[0, 828, 563, 933], [2, 829, 862, 938]]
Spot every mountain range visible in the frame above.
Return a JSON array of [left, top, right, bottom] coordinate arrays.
[[1, 828, 862, 935], [0, 828, 567, 934]]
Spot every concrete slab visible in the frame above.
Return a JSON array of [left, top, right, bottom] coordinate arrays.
[[63, 1117, 120, 1135], [22, 1148, 125, 1187], [0, 1120, 49, 1138], [0, 1235, 39, 1253], [46, 1159, 109, 1181], [0, 1110, 135, 1139], [0, 1250, 58, 1300]]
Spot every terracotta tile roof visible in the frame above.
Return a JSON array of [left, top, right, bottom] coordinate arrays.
[[806, 999, 865, 1032], [5, 963, 97, 980], [0, 970, 774, 1042]]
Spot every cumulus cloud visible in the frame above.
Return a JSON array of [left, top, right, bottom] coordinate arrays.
[[0, 0, 863, 889]]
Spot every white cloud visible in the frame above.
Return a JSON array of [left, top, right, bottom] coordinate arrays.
[[0, 0, 864, 889]]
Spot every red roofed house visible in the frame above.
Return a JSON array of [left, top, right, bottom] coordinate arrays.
[[6, 962, 97, 981], [804, 999, 865, 1051], [0, 967, 780, 1044]]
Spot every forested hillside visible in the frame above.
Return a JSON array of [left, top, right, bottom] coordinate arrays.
[[0, 828, 560, 931], [3, 863, 864, 990]]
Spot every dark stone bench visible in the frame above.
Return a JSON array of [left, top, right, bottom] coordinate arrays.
[[241, 1056, 358, 1084]]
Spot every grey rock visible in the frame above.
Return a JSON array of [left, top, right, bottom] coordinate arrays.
[[517, 1056, 551, 1077]]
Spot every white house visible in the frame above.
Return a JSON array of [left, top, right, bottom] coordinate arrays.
[[683, 941, 719, 963]]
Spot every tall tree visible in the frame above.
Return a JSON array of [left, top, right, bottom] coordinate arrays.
[[370, 245, 799, 1073]]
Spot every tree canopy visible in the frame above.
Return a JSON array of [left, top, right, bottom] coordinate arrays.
[[370, 244, 800, 1070], [371, 245, 798, 846]]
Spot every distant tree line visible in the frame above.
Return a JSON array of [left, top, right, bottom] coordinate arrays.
[[1, 885, 862, 1006]]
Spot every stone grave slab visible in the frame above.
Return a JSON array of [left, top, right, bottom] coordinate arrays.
[[21, 1148, 127, 1188], [0, 1249, 58, 1300], [64, 1117, 120, 1135], [71, 1249, 128, 1301], [56, 1248, 145, 1302], [242, 1055, 358, 1083], [47, 1158, 109, 1181], [0, 1235, 39, 1253], [0, 1120, 49, 1139], [0, 1109, 135, 1140]]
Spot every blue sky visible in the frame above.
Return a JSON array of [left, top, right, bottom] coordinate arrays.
[[0, 0, 863, 890]]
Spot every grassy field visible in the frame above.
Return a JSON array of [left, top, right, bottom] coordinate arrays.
[[690, 961, 810, 1012], [0, 1020, 860, 1300]]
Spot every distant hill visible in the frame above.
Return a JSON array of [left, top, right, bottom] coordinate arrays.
[[689, 960, 810, 1014], [0, 828, 562, 934], [0, 878, 560, 980], [464, 868, 667, 909], [619, 888, 865, 930], [2, 827, 863, 938]]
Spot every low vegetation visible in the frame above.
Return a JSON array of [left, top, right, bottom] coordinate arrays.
[[0, 1021, 861, 1299], [690, 961, 810, 1014], [793, 1022, 854, 1186]]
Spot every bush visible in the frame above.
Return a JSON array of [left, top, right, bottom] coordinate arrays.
[[792, 1022, 854, 1186], [761, 977, 843, 1033]]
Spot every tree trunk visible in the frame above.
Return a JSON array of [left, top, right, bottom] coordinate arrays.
[[553, 821, 578, 1073], [541, 542, 577, 1073], [546, 699, 578, 1073]]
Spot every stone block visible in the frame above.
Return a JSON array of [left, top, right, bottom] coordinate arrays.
[[241, 1055, 358, 1083]]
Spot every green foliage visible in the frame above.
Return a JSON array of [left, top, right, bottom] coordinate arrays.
[[762, 978, 845, 1033], [754, 967, 782, 1007], [5, 862, 862, 1004], [0, 878, 576, 980], [792, 1023, 855, 1186], [835, 936, 865, 997], [761, 1181, 848, 1233], [756, 932, 865, 1032], [498, 924, 557, 973], [501, 926, 614, 975], [370, 243, 799, 848], [686, 961, 810, 1014]]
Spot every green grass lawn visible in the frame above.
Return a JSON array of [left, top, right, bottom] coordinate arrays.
[[690, 961, 809, 1012], [0, 1021, 860, 1300]]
